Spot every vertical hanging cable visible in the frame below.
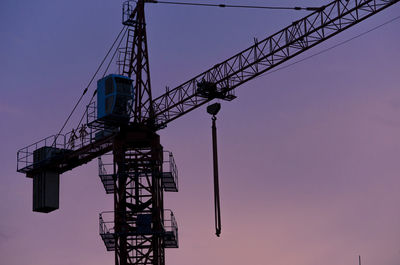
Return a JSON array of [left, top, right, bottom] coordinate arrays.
[[212, 115, 222, 237], [207, 103, 222, 237]]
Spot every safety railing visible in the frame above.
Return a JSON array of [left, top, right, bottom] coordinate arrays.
[[98, 153, 115, 194], [99, 211, 116, 251], [17, 101, 118, 173], [162, 151, 179, 192], [98, 153, 114, 176], [17, 125, 96, 173], [99, 209, 178, 249], [86, 101, 97, 126], [99, 210, 178, 236], [98, 157, 107, 176], [17, 134, 66, 172], [99, 211, 115, 235], [122, 1, 136, 26], [163, 209, 178, 248]]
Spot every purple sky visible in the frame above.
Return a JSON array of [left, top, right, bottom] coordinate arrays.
[[1, 1, 400, 265]]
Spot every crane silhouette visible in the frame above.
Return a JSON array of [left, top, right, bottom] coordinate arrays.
[[16, 0, 399, 265]]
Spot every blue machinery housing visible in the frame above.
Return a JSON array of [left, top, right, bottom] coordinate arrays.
[[97, 74, 134, 123]]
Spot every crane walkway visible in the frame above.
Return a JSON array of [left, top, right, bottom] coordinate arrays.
[[99, 210, 178, 250], [98, 151, 179, 194], [17, 103, 118, 176]]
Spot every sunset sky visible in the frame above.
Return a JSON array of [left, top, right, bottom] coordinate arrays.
[[1, 1, 400, 265]]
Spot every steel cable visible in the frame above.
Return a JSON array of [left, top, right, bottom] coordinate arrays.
[[150, 0, 320, 11], [52, 25, 127, 146]]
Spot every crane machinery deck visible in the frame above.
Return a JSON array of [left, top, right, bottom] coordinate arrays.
[[16, 0, 399, 265]]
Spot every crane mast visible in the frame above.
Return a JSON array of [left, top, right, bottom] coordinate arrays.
[[16, 0, 399, 265], [120, 0, 154, 125], [106, 2, 171, 265]]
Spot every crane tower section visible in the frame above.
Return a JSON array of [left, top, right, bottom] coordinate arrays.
[[95, 2, 179, 265], [98, 129, 178, 265]]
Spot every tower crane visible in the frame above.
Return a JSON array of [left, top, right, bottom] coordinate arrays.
[[16, 0, 399, 265]]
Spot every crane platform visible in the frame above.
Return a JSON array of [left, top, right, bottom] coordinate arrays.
[[163, 210, 179, 248], [99, 210, 178, 250], [17, 119, 118, 176], [97, 151, 179, 194], [161, 151, 179, 192], [99, 211, 116, 251], [98, 154, 114, 194]]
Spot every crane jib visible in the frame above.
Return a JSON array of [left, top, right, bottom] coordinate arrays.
[[150, 0, 399, 129]]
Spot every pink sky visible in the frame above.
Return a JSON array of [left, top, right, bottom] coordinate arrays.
[[1, 1, 400, 265]]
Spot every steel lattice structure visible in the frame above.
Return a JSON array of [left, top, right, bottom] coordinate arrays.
[[150, 0, 399, 129], [121, 0, 155, 125], [16, 0, 399, 265], [113, 131, 165, 265]]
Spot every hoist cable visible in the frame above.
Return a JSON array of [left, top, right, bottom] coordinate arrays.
[[52, 25, 127, 146], [212, 115, 222, 237], [149, 0, 320, 11]]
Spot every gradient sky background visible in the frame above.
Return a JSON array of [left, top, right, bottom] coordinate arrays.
[[1, 1, 400, 265]]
